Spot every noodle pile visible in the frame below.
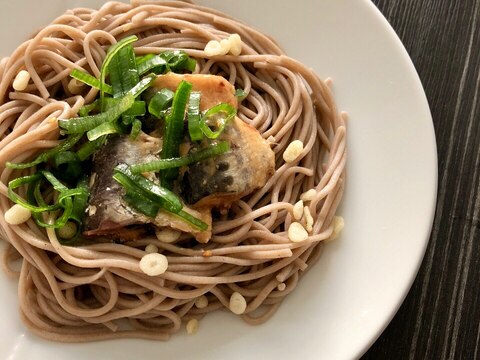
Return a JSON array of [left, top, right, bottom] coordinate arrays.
[[0, 0, 346, 341]]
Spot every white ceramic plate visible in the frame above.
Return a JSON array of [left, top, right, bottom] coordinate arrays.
[[0, 1, 437, 359]]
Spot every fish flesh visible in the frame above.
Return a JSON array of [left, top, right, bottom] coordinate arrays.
[[84, 132, 212, 242], [85, 73, 274, 243], [184, 117, 275, 208], [153, 73, 275, 209]]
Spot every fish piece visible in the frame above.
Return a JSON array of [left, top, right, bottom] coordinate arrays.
[[184, 117, 275, 208], [152, 72, 275, 210], [84, 133, 160, 236], [83, 132, 212, 242]]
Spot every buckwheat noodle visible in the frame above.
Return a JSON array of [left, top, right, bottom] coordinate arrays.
[[0, 0, 346, 342]]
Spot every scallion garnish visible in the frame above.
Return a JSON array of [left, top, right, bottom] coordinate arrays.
[[174, 210, 208, 231], [69, 177, 90, 228], [109, 45, 139, 98], [136, 50, 196, 75], [86, 121, 121, 141], [113, 164, 183, 213], [235, 88, 247, 101], [70, 69, 113, 95], [99, 35, 138, 108], [130, 119, 142, 140], [53, 151, 83, 181], [103, 99, 146, 116], [8, 171, 89, 229], [59, 94, 134, 134], [123, 189, 160, 218], [137, 55, 168, 75], [76, 136, 107, 161], [113, 164, 208, 231], [128, 73, 157, 98], [130, 141, 230, 174], [199, 103, 236, 139], [160, 80, 192, 188], [6, 133, 83, 170], [148, 88, 174, 119], [78, 100, 100, 117]]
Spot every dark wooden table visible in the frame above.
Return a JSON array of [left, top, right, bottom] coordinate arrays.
[[362, 0, 480, 359]]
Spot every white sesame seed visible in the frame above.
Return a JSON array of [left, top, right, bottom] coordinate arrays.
[[155, 228, 181, 243], [186, 318, 199, 335], [4, 204, 31, 225], [277, 283, 286, 291], [122, 23, 133, 32], [195, 295, 209, 309], [283, 140, 304, 163], [293, 200, 304, 221], [145, 244, 158, 254], [300, 189, 317, 202], [304, 206, 314, 232], [329, 216, 345, 241], [229, 292, 247, 315], [13, 70, 30, 91], [228, 33, 242, 56], [288, 222, 308, 243], [204, 40, 225, 57], [57, 221, 77, 239], [219, 38, 231, 54], [139, 253, 168, 276]]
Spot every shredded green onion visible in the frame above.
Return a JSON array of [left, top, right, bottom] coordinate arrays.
[[70, 69, 113, 95], [235, 88, 248, 101], [160, 80, 192, 188], [136, 50, 196, 75], [53, 151, 83, 181], [8, 171, 89, 229], [113, 164, 182, 213], [174, 210, 208, 231], [99, 35, 138, 108], [199, 103, 237, 139], [137, 55, 168, 75], [130, 141, 230, 174], [102, 99, 145, 116], [130, 119, 142, 140], [87, 121, 120, 141], [59, 94, 135, 134], [114, 164, 207, 230], [69, 177, 90, 228], [123, 189, 160, 218], [148, 88, 174, 119], [6, 133, 83, 170], [78, 100, 100, 117], [128, 73, 157, 98], [76, 136, 106, 161], [109, 45, 139, 98], [160, 50, 196, 72]]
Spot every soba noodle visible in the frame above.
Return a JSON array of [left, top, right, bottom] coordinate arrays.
[[0, 0, 346, 342]]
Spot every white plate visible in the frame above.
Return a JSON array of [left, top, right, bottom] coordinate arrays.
[[0, 1, 437, 359]]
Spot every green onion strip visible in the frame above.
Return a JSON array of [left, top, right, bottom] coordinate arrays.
[[130, 141, 230, 174]]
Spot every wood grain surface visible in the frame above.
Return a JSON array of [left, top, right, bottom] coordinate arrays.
[[363, 0, 480, 359]]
